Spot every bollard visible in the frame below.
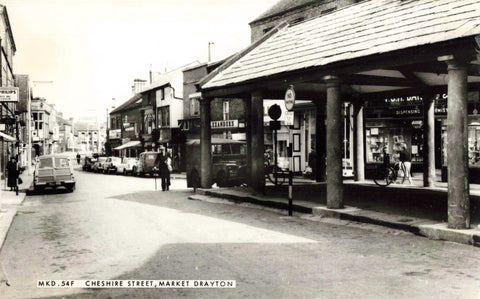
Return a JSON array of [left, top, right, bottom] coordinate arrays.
[[288, 170, 293, 216]]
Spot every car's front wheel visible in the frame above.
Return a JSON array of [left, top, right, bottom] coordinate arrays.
[[216, 171, 228, 187]]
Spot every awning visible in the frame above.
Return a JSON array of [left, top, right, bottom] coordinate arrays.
[[0, 132, 16, 142], [114, 140, 141, 150]]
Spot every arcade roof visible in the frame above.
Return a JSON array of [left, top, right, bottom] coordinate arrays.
[[201, 0, 480, 92]]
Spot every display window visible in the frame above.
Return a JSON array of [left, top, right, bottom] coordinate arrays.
[[441, 118, 480, 167], [365, 121, 420, 164]]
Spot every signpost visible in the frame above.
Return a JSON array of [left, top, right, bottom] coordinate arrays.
[[268, 104, 281, 186]]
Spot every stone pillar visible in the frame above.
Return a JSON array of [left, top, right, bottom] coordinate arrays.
[[423, 96, 436, 187], [354, 102, 365, 181], [245, 97, 252, 186], [325, 76, 344, 209], [315, 101, 327, 182], [443, 57, 470, 229], [200, 98, 212, 188], [250, 91, 265, 192]]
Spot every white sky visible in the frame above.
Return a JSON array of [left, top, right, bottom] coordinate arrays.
[[2, 0, 278, 121]]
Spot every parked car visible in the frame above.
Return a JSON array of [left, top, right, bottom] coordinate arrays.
[[34, 155, 75, 192], [92, 157, 108, 173], [83, 156, 97, 171], [133, 152, 163, 177], [103, 156, 122, 174], [116, 157, 138, 175], [186, 138, 247, 188]]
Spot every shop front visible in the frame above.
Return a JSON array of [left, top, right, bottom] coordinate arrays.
[[364, 91, 480, 182]]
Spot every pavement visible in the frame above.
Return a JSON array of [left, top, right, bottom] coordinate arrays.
[[0, 169, 33, 251], [190, 172, 480, 248]]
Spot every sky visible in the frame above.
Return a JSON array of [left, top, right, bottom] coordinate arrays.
[[2, 0, 279, 121]]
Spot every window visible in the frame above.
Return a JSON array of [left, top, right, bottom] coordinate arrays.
[[124, 115, 128, 123], [158, 106, 170, 127], [33, 112, 44, 130], [321, 7, 337, 15], [291, 17, 305, 25], [223, 101, 230, 120], [159, 89, 164, 101], [263, 27, 273, 34], [190, 98, 200, 116]]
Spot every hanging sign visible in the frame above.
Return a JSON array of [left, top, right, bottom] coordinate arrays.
[[284, 85, 295, 111]]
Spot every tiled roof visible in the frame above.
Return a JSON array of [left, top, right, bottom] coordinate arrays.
[[110, 93, 142, 114], [203, 0, 480, 90]]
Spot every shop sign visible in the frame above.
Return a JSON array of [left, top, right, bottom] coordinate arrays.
[[411, 120, 423, 128], [0, 87, 19, 102], [211, 119, 238, 129], [394, 107, 422, 116], [109, 129, 121, 139], [284, 86, 295, 111], [384, 95, 423, 105]]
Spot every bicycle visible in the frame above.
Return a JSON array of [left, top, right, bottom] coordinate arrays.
[[373, 156, 406, 187], [264, 160, 286, 186]]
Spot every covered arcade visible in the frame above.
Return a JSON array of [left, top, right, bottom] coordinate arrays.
[[198, 0, 480, 229]]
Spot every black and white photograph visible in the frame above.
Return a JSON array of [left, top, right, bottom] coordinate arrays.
[[1, 0, 480, 298]]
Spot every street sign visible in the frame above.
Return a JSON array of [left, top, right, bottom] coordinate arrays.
[[0, 87, 19, 102], [284, 85, 295, 111], [268, 104, 282, 120]]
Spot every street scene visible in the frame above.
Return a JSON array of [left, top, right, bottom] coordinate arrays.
[[2, 166, 480, 298], [1, 0, 480, 298]]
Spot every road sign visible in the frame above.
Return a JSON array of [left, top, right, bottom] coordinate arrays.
[[284, 85, 295, 111]]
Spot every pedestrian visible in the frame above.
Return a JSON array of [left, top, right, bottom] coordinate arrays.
[[165, 153, 172, 190], [6, 156, 18, 192], [157, 153, 169, 191], [398, 144, 412, 184], [76, 152, 81, 164]]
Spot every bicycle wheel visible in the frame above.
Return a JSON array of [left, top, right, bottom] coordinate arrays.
[[373, 167, 395, 187], [267, 166, 286, 186]]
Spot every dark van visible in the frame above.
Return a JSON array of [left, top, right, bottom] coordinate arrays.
[[186, 138, 247, 188], [133, 151, 163, 177]]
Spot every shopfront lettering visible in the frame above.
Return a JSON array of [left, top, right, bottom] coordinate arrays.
[[384, 95, 423, 104], [211, 119, 239, 129], [395, 108, 421, 116]]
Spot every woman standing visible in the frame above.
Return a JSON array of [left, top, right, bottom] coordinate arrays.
[[7, 156, 18, 192]]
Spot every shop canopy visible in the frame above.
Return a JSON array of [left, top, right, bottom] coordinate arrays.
[[200, 0, 480, 97], [114, 140, 141, 150], [0, 132, 16, 142]]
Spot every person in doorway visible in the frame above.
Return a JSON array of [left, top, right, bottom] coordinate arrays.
[[165, 153, 172, 190], [6, 156, 18, 192], [398, 144, 412, 184]]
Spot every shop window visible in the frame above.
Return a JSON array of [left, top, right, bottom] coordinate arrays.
[[443, 122, 480, 167], [366, 127, 389, 163]]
